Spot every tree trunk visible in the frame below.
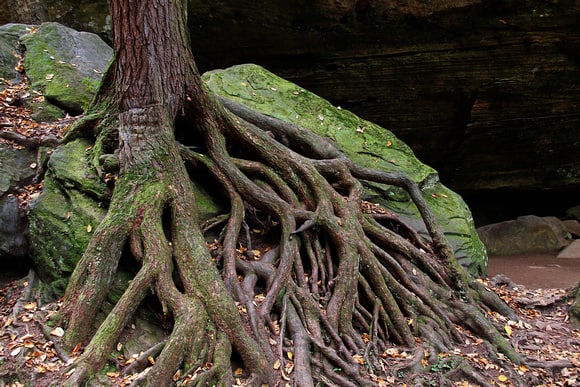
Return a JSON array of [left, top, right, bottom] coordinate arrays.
[[54, 1, 532, 386]]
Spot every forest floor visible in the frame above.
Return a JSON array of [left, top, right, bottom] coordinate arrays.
[[1, 78, 579, 386], [0, 262, 578, 386]]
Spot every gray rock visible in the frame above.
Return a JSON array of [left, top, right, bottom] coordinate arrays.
[[21, 22, 112, 116], [557, 240, 580, 259], [566, 205, 580, 221], [0, 144, 37, 196], [0, 195, 28, 257], [0, 23, 29, 86], [563, 219, 580, 238], [478, 215, 572, 256]]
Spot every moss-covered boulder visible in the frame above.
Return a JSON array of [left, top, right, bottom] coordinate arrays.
[[0, 23, 29, 87], [27, 138, 107, 295], [203, 64, 487, 275], [21, 22, 111, 117]]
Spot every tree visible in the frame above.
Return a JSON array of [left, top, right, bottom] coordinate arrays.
[[56, 0, 523, 385]]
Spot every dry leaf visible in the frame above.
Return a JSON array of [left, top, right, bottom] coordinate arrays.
[[3, 315, 14, 327], [50, 327, 65, 337], [504, 325, 512, 337], [71, 342, 82, 356], [353, 354, 364, 365], [21, 333, 34, 341], [11, 347, 22, 356]]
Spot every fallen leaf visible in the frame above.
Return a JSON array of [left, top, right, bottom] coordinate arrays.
[[71, 342, 82, 356], [504, 325, 512, 337], [353, 354, 364, 364], [3, 315, 14, 327], [50, 327, 65, 337]]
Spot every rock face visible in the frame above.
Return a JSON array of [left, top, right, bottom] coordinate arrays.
[[204, 64, 487, 274], [0, 195, 28, 258], [27, 139, 108, 295], [0, 24, 28, 86], [190, 0, 580, 194], [477, 215, 572, 256], [0, 144, 36, 261], [4, 0, 577, 195], [21, 22, 112, 116]]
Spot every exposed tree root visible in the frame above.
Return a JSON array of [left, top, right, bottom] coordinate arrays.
[[47, 1, 527, 384], [49, 86, 530, 386]]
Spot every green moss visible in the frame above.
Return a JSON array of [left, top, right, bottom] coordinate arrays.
[[27, 140, 107, 295], [204, 64, 487, 275], [20, 23, 111, 115]]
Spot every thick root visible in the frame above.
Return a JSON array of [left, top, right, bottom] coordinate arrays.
[[57, 96, 523, 386]]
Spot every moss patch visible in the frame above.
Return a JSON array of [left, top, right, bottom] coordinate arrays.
[[27, 139, 107, 295], [204, 64, 487, 275]]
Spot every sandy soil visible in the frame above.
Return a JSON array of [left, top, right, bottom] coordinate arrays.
[[488, 254, 580, 289]]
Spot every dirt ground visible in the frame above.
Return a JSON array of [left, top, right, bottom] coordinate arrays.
[[489, 254, 580, 290]]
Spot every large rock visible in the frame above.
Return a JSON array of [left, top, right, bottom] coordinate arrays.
[[204, 64, 487, 275], [20, 22, 111, 116], [477, 215, 572, 256], [0, 144, 37, 196], [27, 138, 107, 295], [0, 23, 29, 86], [0, 195, 28, 258], [557, 240, 580, 259]]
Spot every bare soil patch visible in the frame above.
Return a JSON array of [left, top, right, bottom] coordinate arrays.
[[489, 254, 580, 290]]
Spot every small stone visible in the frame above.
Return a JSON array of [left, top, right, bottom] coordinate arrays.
[[557, 240, 580, 259]]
